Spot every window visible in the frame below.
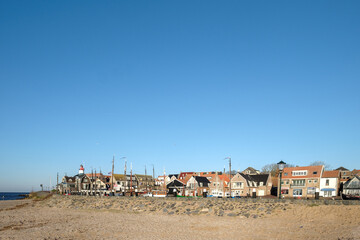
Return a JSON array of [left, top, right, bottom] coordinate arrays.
[[313, 171, 317, 175], [292, 171, 307, 176], [307, 187, 315, 195], [314, 180, 318, 183], [281, 181, 284, 184], [233, 182, 243, 188], [293, 189, 303, 196], [284, 173, 288, 176], [286, 181, 289, 184], [281, 189, 289, 194], [326, 179, 329, 186], [292, 179, 305, 186], [308, 180, 312, 183]]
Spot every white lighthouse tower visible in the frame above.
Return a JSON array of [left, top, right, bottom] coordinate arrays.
[[79, 165, 84, 175]]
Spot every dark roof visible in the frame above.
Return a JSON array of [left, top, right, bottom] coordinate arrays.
[[343, 176, 360, 189], [169, 174, 179, 178], [239, 173, 269, 185], [194, 176, 210, 184], [167, 179, 185, 187], [64, 176, 76, 182], [335, 167, 349, 171]]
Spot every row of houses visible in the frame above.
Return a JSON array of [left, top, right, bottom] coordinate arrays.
[[277, 166, 360, 199], [58, 165, 155, 196], [163, 170, 272, 198], [58, 165, 360, 199]]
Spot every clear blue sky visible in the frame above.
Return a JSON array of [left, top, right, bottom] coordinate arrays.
[[1, 1, 359, 192]]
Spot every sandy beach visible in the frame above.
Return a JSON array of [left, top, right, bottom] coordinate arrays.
[[0, 195, 359, 240]]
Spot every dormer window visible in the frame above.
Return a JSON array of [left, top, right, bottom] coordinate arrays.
[[313, 171, 317, 174], [292, 171, 307, 176]]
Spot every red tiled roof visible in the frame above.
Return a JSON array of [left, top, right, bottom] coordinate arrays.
[[282, 165, 323, 179], [322, 170, 340, 178], [178, 172, 196, 180], [178, 174, 193, 184], [218, 174, 230, 182]]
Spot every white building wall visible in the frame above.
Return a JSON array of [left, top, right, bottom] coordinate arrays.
[[320, 178, 338, 197]]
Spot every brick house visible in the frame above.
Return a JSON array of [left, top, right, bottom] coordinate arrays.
[[60, 176, 76, 194], [230, 173, 272, 197], [280, 165, 324, 198], [335, 167, 351, 183], [208, 174, 230, 197], [242, 167, 260, 175], [186, 176, 210, 197]]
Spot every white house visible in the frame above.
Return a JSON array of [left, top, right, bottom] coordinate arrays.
[[320, 170, 340, 197]]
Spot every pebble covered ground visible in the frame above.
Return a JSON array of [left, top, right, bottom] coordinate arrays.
[[40, 195, 293, 218], [0, 195, 359, 240]]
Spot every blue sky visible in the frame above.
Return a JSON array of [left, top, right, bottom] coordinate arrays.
[[0, 1, 359, 192]]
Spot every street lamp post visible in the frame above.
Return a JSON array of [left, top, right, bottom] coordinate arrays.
[[277, 160, 286, 199], [224, 157, 232, 198]]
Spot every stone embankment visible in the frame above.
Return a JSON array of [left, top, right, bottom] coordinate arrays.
[[39, 195, 359, 218]]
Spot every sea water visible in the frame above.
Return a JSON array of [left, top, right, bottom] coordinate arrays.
[[0, 192, 29, 201]]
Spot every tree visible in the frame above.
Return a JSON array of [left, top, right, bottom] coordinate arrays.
[[225, 170, 237, 175], [261, 164, 278, 176], [309, 161, 331, 171], [261, 163, 295, 176]]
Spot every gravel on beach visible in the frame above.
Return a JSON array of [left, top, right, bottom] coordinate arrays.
[[0, 195, 359, 239]]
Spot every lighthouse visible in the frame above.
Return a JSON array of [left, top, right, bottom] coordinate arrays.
[[79, 165, 84, 175]]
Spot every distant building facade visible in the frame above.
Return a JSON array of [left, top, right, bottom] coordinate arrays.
[[280, 165, 324, 198]]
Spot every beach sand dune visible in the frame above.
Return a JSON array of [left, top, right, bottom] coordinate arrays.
[[0, 196, 359, 240]]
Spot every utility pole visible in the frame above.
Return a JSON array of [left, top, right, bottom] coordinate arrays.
[[224, 157, 232, 198], [145, 165, 148, 192], [152, 164, 155, 190], [124, 158, 127, 196], [92, 168, 94, 196], [163, 168, 166, 191], [130, 162, 133, 196], [229, 158, 232, 198], [111, 155, 115, 195], [56, 173, 59, 194]]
